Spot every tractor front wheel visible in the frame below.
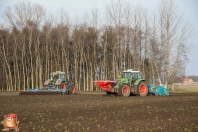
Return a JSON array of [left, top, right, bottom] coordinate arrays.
[[118, 85, 130, 97], [137, 81, 148, 96]]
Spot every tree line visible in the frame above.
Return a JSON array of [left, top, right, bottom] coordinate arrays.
[[0, 0, 193, 91]]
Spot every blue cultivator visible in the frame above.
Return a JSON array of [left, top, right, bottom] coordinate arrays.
[[27, 87, 62, 92], [148, 78, 169, 96], [19, 87, 62, 95], [27, 88, 42, 91], [148, 85, 169, 96]]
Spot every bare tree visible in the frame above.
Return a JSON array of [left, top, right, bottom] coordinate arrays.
[[3, 1, 45, 89], [169, 22, 193, 83], [0, 31, 13, 91], [158, 0, 193, 86], [105, 0, 126, 76]]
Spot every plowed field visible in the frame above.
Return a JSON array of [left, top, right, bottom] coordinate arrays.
[[0, 92, 198, 132]]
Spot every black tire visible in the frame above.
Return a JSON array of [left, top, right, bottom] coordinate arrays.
[[106, 92, 117, 96], [137, 81, 148, 96], [118, 84, 130, 97], [106, 92, 111, 95]]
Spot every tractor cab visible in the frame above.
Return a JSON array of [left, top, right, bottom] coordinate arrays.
[[121, 69, 142, 85], [59, 73, 65, 80], [122, 69, 141, 78], [44, 71, 68, 86], [50, 71, 64, 81]]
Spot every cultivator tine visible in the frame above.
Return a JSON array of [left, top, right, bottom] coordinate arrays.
[[19, 91, 60, 95]]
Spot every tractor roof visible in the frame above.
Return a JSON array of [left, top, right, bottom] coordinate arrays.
[[123, 69, 140, 73], [56, 71, 65, 74], [50, 71, 65, 75]]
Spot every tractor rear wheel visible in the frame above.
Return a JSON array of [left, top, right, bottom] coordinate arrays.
[[137, 81, 148, 96], [118, 84, 130, 97], [68, 85, 76, 94]]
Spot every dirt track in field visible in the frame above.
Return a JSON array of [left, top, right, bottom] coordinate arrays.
[[0, 91, 198, 132]]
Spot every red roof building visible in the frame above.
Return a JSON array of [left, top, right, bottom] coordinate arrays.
[[182, 78, 194, 84]]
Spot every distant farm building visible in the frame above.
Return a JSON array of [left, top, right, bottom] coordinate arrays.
[[182, 78, 194, 85]]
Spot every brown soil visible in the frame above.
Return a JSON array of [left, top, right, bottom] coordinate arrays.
[[0, 92, 198, 132]]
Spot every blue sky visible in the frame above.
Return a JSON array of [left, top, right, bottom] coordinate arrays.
[[0, 0, 197, 76]]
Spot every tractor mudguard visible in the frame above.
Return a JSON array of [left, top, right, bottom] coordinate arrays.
[[114, 78, 128, 89], [133, 78, 142, 86]]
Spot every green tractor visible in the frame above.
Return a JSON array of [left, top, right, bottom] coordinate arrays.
[[44, 71, 76, 94], [114, 69, 148, 97], [94, 69, 149, 97], [19, 71, 76, 95]]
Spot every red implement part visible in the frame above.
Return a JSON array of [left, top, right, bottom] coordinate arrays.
[[94, 80, 116, 92]]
